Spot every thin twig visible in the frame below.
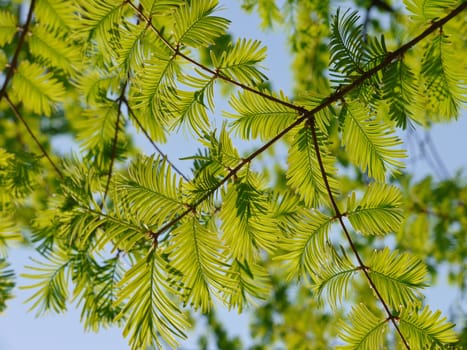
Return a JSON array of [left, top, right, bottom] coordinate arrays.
[[308, 116, 411, 349], [5, 94, 63, 178], [127, 2, 466, 245], [123, 98, 190, 182], [125, 0, 307, 114], [126, 0, 466, 120], [102, 82, 128, 203], [0, 0, 36, 102]]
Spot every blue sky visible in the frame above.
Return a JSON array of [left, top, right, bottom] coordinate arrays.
[[0, 1, 465, 349]]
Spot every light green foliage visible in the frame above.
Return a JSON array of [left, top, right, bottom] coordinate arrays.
[[287, 125, 339, 207], [347, 183, 404, 236], [0, 0, 465, 349], [116, 251, 190, 350], [341, 102, 406, 181], [338, 303, 389, 349], [213, 38, 268, 85], [399, 306, 459, 348], [0, 10, 17, 46], [11, 61, 65, 116], [367, 248, 427, 309], [226, 90, 298, 140], [0, 259, 15, 312], [277, 209, 333, 279]]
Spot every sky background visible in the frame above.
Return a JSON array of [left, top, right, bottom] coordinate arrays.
[[0, 1, 466, 349]]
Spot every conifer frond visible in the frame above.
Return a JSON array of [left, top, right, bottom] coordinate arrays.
[[75, 101, 125, 158], [338, 303, 388, 350], [341, 102, 406, 182], [0, 259, 15, 312], [382, 60, 420, 128], [404, 0, 459, 23], [74, 255, 125, 332], [116, 251, 190, 350], [367, 248, 428, 309], [287, 126, 338, 207], [183, 126, 240, 205], [35, 0, 76, 32], [421, 33, 464, 119], [166, 216, 233, 313], [11, 61, 65, 116], [362, 34, 388, 72], [270, 192, 309, 235], [347, 183, 404, 236], [0, 10, 17, 46], [140, 0, 184, 16], [166, 87, 212, 136], [22, 250, 70, 316], [220, 172, 276, 263], [131, 52, 180, 141], [182, 68, 216, 110], [173, 0, 230, 48], [93, 206, 149, 252], [0, 151, 41, 199], [276, 210, 333, 279], [115, 155, 184, 229], [330, 9, 365, 77], [313, 246, 357, 310], [75, 0, 127, 44], [222, 259, 271, 312], [170, 69, 216, 135], [213, 38, 267, 85], [29, 25, 80, 74], [115, 22, 149, 75], [399, 305, 458, 348], [225, 90, 298, 141], [74, 69, 119, 104]]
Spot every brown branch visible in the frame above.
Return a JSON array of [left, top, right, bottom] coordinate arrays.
[[308, 116, 411, 349], [127, 0, 466, 122], [0, 0, 36, 102], [124, 2, 466, 248], [102, 82, 128, 203], [5, 94, 63, 178], [123, 98, 190, 182]]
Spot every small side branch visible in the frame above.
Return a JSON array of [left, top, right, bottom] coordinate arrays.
[[123, 3, 466, 263], [5, 94, 63, 178], [0, 0, 36, 102], [308, 115, 411, 349], [124, 99, 190, 182], [103, 82, 128, 203]]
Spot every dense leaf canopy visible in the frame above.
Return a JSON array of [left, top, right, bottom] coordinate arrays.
[[0, 0, 466, 349]]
